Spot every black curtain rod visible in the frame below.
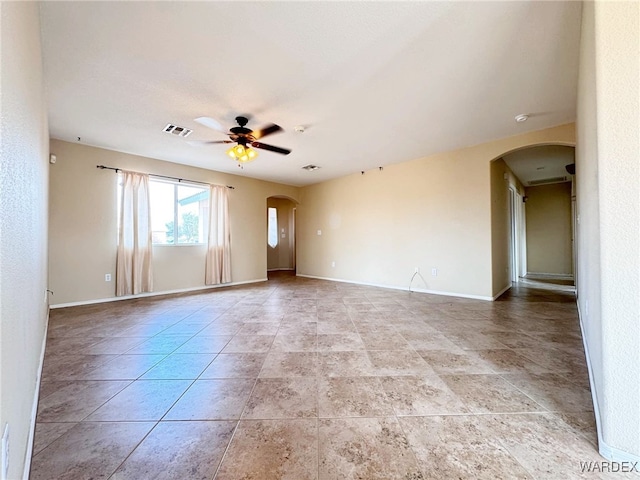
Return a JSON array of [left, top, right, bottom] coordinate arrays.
[[96, 165, 235, 189]]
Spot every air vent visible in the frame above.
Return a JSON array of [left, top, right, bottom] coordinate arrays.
[[163, 124, 193, 138], [528, 176, 567, 186], [302, 164, 320, 171]]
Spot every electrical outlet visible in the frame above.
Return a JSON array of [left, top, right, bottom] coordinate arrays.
[[431, 268, 438, 276], [2, 423, 9, 480], [105, 274, 112, 282], [414, 267, 419, 273]]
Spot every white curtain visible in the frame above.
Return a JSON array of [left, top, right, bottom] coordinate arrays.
[[205, 185, 231, 285], [116, 171, 153, 296]]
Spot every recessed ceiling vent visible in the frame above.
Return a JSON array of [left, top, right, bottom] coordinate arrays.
[[528, 176, 568, 186], [163, 124, 193, 138], [302, 164, 320, 171]]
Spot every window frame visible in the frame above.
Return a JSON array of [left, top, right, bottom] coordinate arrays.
[[149, 177, 209, 246]]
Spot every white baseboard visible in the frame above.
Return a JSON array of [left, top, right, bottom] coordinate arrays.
[[22, 308, 49, 480], [525, 272, 574, 280], [577, 303, 640, 464], [296, 274, 495, 301], [492, 283, 512, 300], [49, 278, 268, 309]]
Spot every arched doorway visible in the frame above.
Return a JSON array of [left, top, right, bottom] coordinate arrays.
[[490, 144, 576, 296], [266, 196, 298, 277]]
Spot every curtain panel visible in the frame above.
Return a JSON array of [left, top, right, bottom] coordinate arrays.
[[205, 185, 231, 285], [116, 171, 153, 296]]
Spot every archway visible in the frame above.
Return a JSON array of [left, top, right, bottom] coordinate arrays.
[[490, 144, 576, 297]]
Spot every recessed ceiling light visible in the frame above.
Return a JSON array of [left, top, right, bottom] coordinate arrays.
[[302, 164, 320, 171], [294, 125, 305, 133], [515, 114, 529, 123]]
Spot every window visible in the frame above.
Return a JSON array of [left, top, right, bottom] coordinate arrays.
[[268, 207, 278, 248], [149, 179, 209, 245]]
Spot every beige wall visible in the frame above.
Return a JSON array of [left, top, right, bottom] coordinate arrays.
[[49, 139, 299, 306], [525, 182, 573, 275], [577, 1, 639, 459], [490, 158, 526, 295], [0, 3, 50, 478], [298, 124, 575, 300], [267, 197, 296, 271]]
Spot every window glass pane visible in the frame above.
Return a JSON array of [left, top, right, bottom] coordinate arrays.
[[268, 207, 278, 248], [177, 184, 209, 244], [149, 181, 175, 244]]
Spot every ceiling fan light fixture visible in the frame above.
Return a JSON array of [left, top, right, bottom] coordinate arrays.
[[226, 144, 258, 163]]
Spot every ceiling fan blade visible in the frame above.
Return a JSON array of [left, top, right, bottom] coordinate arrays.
[[194, 117, 227, 132], [251, 141, 291, 155], [187, 140, 233, 146], [252, 123, 282, 139]]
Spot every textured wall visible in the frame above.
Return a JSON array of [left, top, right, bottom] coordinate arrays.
[[592, 0, 640, 457], [0, 3, 50, 478], [577, 0, 640, 459]]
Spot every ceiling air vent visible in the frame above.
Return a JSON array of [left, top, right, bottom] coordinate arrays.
[[528, 176, 567, 186], [302, 164, 320, 171], [163, 124, 193, 138]]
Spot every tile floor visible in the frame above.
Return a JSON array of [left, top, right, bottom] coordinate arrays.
[[30, 273, 624, 479]]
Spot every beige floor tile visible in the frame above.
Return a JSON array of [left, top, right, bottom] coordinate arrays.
[[125, 335, 193, 354], [259, 352, 318, 377], [85, 379, 192, 421], [501, 372, 595, 412], [30, 422, 155, 480], [400, 415, 533, 479], [367, 350, 434, 376], [483, 413, 607, 479], [164, 379, 254, 420], [139, 353, 215, 379], [172, 335, 232, 353], [318, 351, 376, 377], [441, 374, 547, 413], [111, 421, 235, 480], [319, 417, 423, 480], [216, 419, 317, 480], [417, 349, 495, 374], [381, 375, 470, 415], [200, 353, 266, 378], [37, 380, 131, 422], [32, 423, 78, 456], [318, 376, 394, 417], [82, 354, 167, 380], [243, 378, 318, 419], [220, 334, 275, 353], [317, 333, 365, 351]]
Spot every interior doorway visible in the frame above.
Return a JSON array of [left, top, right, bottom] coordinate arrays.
[[490, 144, 575, 298], [266, 196, 297, 276]]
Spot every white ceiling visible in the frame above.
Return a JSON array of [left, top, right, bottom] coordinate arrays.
[[39, 1, 582, 187], [503, 145, 575, 186]]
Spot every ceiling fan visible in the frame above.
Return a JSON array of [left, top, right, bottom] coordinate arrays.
[[193, 115, 291, 164]]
